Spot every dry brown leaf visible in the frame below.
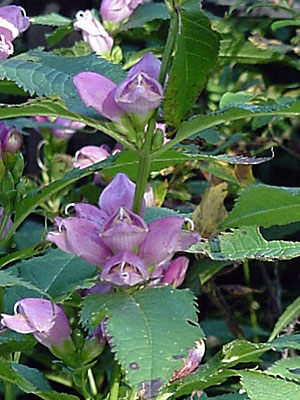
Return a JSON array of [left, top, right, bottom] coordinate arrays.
[[193, 182, 228, 237]]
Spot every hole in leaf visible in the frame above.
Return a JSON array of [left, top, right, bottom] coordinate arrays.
[[186, 319, 199, 328], [129, 362, 139, 370], [138, 377, 164, 399]]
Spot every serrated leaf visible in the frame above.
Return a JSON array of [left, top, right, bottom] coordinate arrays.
[[120, 3, 169, 30], [222, 185, 300, 229], [0, 269, 48, 298], [238, 370, 300, 400], [175, 100, 300, 146], [164, 8, 220, 127], [189, 226, 300, 261], [31, 13, 72, 26], [81, 286, 204, 398], [270, 334, 300, 351], [0, 50, 126, 118], [5, 248, 97, 307], [144, 207, 190, 224], [269, 297, 300, 342], [193, 183, 228, 237], [267, 357, 300, 382]]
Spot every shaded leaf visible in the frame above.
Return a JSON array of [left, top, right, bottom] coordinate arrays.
[[193, 183, 228, 237], [31, 13, 72, 26], [189, 226, 300, 261], [270, 334, 300, 351], [238, 370, 300, 400], [164, 8, 220, 127], [5, 248, 97, 307], [120, 3, 169, 30], [0, 330, 36, 356], [269, 296, 300, 342], [81, 286, 204, 397], [222, 185, 300, 229], [267, 357, 300, 382]]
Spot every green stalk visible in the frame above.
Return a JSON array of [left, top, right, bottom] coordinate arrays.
[[4, 381, 13, 400], [0, 211, 10, 242], [243, 260, 259, 342], [132, 118, 156, 215], [132, 7, 179, 214], [109, 362, 121, 400]]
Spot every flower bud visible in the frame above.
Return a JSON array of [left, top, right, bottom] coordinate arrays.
[[0, 122, 23, 154], [161, 256, 189, 288], [74, 10, 113, 55]]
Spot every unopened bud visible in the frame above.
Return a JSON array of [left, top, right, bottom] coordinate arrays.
[[4, 128, 23, 154]]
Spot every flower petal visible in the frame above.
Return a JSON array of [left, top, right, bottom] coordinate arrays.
[[73, 72, 122, 122], [127, 52, 161, 81], [1, 313, 35, 333]]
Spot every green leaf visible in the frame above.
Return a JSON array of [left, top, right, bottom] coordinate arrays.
[[238, 370, 300, 400], [175, 100, 300, 145], [31, 13, 72, 26], [46, 24, 74, 47], [222, 185, 300, 229], [5, 248, 97, 307], [269, 297, 300, 342], [0, 330, 36, 356], [219, 39, 298, 68], [164, 8, 220, 127], [0, 269, 48, 298], [270, 334, 300, 351], [120, 3, 169, 30], [81, 286, 204, 397], [219, 92, 256, 109], [0, 50, 126, 118], [144, 207, 190, 224], [272, 20, 300, 31], [267, 357, 300, 382], [0, 358, 79, 399], [170, 340, 270, 397], [189, 226, 300, 261]]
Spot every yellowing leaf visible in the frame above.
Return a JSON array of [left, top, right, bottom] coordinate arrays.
[[234, 164, 255, 186], [193, 183, 228, 237]]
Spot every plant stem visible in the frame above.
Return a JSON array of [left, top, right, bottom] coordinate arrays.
[[159, 3, 179, 86], [0, 211, 10, 242], [243, 260, 258, 342], [88, 368, 97, 397], [4, 381, 13, 400], [109, 362, 121, 400], [132, 118, 155, 215]]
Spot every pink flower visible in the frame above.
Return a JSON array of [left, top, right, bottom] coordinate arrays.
[[74, 10, 113, 55], [0, 6, 30, 59], [73, 52, 163, 123], [100, 0, 143, 24]]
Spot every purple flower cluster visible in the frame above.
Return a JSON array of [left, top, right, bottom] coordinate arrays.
[[47, 173, 200, 288], [0, 6, 30, 59], [73, 52, 163, 124]]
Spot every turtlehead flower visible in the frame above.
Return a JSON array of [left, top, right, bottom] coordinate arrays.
[[33, 116, 85, 141], [74, 10, 113, 56], [101, 249, 149, 287], [73, 52, 163, 123], [100, 0, 143, 24], [73, 145, 111, 169], [52, 118, 85, 140], [0, 6, 30, 59], [47, 216, 112, 266], [47, 173, 200, 286], [1, 298, 71, 349], [0, 122, 22, 155], [170, 340, 205, 383]]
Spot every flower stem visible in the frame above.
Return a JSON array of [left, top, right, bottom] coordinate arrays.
[[159, 3, 179, 86], [243, 260, 259, 342], [4, 381, 13, 400], [132, 8, 179, 214], [132, 118, 156, 215], [109, 362, 121, 400]]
